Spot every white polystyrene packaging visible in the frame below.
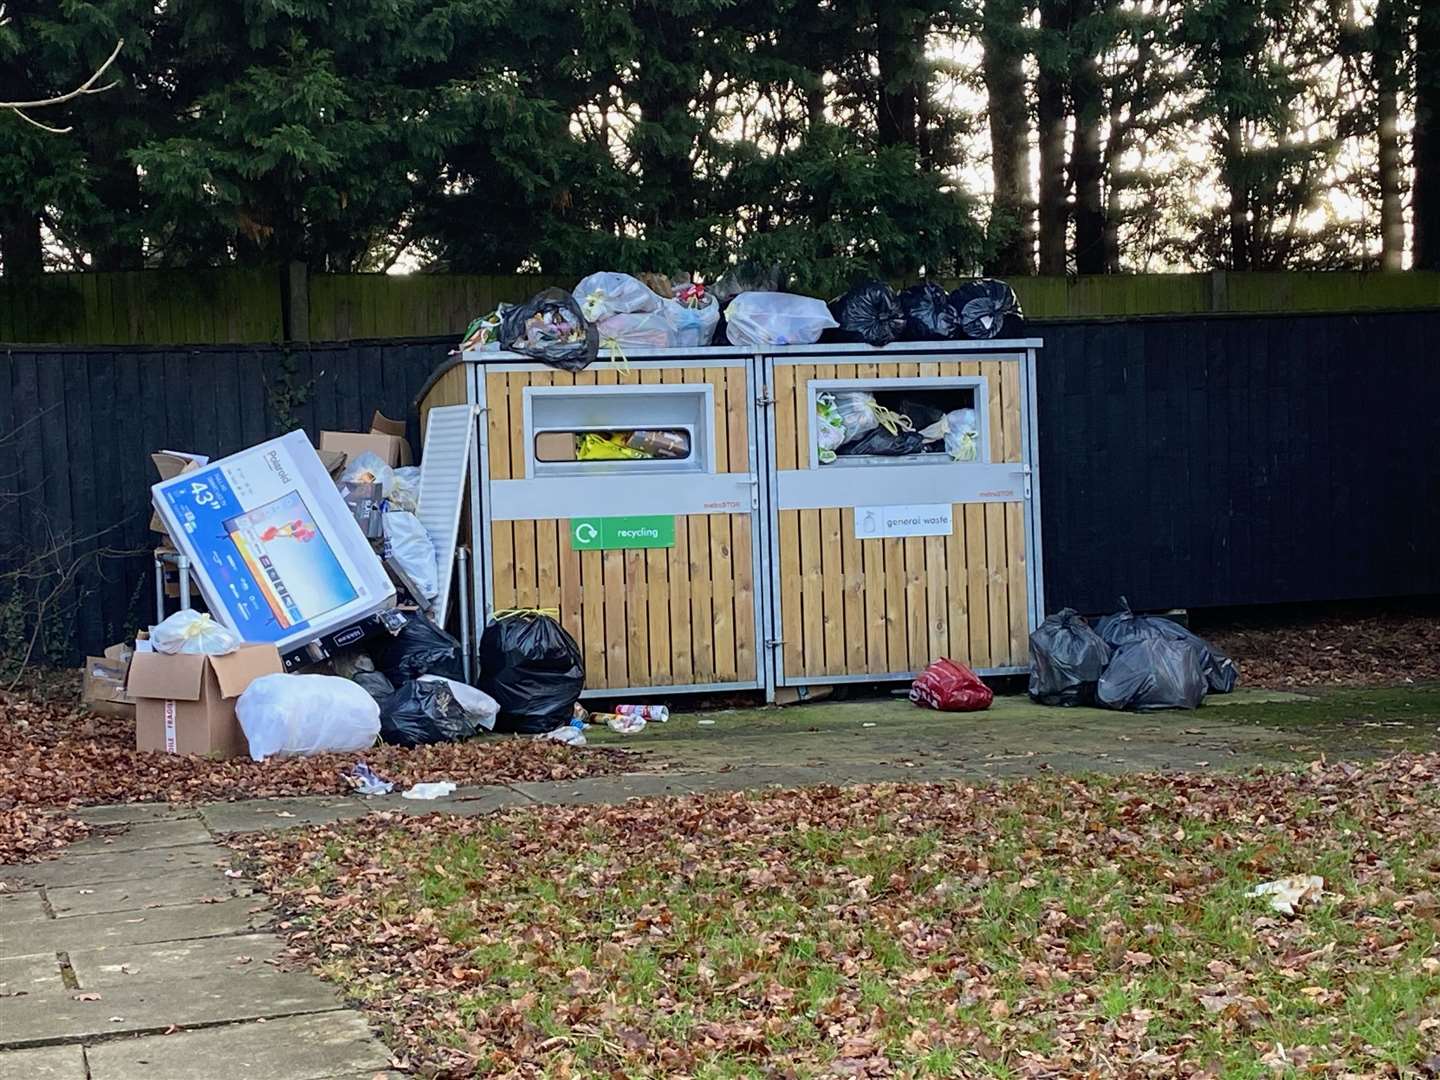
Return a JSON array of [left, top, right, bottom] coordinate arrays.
[[724, 292, 837, 347], [236, 673, 381, 760]]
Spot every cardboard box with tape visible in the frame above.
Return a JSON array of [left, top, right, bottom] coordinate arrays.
[[126, 644, 282, 758], [319, 411, 413, 468]]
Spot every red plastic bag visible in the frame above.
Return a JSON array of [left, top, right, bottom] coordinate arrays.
[[910, 658, 993, 711]]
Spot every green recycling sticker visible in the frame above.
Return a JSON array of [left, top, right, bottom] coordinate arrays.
[[570, 515, 675, 551]]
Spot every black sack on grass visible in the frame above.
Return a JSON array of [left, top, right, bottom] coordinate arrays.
[[499, 287, 598, 372], [1028, 608, 1111, 706], [828, 280, 906, 346], [370, 614, 465, 686], [948, 279, 1023, 340], [378, 678, 482, 747], [478, 612, 585, 734], [1095, 600, 1238, 694], [1096, 636, 1207, 711], [899, 282, 958, 340]]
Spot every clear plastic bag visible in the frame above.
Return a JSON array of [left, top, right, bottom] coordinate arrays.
[[724, 292, 838, 347], [574, 272, 663, 322], [595, 309, 677, 351], [815, 394, 847, 463], [942, 408, 980, 462], [662, 294, 720, 347], [383, 510, 438, 600], [387, 466, 420, 512], [340, 450, 394, 489], [236, 672, 381, 760], [150, 610, 239, 656]]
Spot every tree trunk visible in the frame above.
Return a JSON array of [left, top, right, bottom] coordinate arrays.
[[1415, 3, 1440, 269], [982, 0, 1035, 275], [1224, 114, 1251, 271], [877, 6, 920, 152], [1036, 0, 1071, 275], [1, 212, 44, 277], [1375, 0, 1405, 270], [1069, 1, 1107, 274]]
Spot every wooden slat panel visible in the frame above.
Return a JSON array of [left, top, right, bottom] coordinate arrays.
[[945, 517, 971, 665], [1005, 501, 1030, 666], [602, 549, 628, 687], [779, 510, 803, 678], [509, 372, 537, 609], [708, 368, 736, 681], [965, 504, 990, 667], [624, 547, 650, 686], [486, 373, 515, 610], [726, 367, 757, 681], [841, 508, 866, 675], [639, 366, 672, 686]]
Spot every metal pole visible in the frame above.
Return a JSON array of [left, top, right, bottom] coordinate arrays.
[[175, 554, 191, 611], [153, 553, 165, 625], [455, 546, 472, 683]]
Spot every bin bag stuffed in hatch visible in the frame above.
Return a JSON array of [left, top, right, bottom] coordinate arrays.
[[151, 429, 395, 653]]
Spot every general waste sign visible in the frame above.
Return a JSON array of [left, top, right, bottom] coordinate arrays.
[[570, 515, 676, 551], [853, 503, 954, 540]]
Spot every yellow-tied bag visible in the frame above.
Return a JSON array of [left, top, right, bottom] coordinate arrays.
[[576, 433, 648, 461]]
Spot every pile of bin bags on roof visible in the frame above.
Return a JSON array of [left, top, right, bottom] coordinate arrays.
[[453, 273, 1024, 369], [1028, 601, 1239, 711], [234, 609, 586, 758]]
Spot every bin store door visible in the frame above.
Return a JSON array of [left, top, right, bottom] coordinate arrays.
[[479, 359, 764, 694], [763, 350, 1039, 686]]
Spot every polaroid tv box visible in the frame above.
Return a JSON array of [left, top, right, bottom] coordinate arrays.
[[150, 429, 396, 656]]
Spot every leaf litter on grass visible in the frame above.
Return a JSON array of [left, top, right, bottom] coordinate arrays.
[[233, 753, 1440, 1079]]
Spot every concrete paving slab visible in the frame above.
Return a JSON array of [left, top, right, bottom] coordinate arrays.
[[0, 971, 342, 1048], [65, 819, 213, 856], [1, 896, 271, 958], [2, 844, 229, 889], [48, 870, 252, 918], [73, 804, 201, 826], [0, 889, 51, 924], [200, 801, 359, 833], [0, 1044, 87, 1079], [68, 933, 286, 988], [0, 951, 63, 994], [83, 1011, 388, 1080], [504, 772, 698, 806]]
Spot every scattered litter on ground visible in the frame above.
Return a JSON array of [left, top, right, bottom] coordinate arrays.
[[345, 763, 394, 796], [401, 781, 456, 801], [1248, 874, 1325, 915]]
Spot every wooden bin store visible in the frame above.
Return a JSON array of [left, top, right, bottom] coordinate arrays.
[[418, 338, 1043, 700]]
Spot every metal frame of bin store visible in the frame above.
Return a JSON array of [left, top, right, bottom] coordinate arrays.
[[427, 347, 768, 699], [758, 339, 1044, 697], [421, 338, 1042, 702]]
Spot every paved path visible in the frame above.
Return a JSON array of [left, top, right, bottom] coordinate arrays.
[[0, 689, 1347, 1076]]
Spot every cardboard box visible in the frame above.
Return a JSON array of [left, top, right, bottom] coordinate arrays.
[[127, 644, 282, 758], [81, 642, 136, 719], [320, 411, 412, 468], [150, 429, 396, 655]]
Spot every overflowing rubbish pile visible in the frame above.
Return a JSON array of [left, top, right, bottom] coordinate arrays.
[[90, 407, 651, 774], [452, 272, 1026, 361], [1028, 600, 1239, 711]]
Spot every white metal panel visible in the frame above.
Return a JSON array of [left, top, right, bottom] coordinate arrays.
[[776, 462, 1025, 509], [488, 472, 757, 521], [417, 404, 479, 628]]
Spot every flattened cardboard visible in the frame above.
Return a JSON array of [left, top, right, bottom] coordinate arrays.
[[81, 642, 136, 719], [150, 452, 206, 535], [534, 431, 577, 462], [128, 644, 282, 758]]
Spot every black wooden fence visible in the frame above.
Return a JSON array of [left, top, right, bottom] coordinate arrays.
[[4, 309, 1438, 664]]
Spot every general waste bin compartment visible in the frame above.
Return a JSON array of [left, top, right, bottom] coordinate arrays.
[[763, 345, 1041, 691]]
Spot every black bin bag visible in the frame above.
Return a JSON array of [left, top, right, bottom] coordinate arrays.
[[378, 678, 486, 747], [1095, 600, 1238, 694], [499, 287, 598, 372], [1097, 637, 1207, 711], [837, 427, 931, 457], [478, 611, 585, 734], [1028, 608, 1111, 706], [899, 282, 958, 341], [948, 279, 1023, 340], [370, 614, 465, 685], [828, 280, 906, 346]]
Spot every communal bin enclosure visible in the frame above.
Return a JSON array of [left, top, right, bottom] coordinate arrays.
[[419, 339, 1042, 700]]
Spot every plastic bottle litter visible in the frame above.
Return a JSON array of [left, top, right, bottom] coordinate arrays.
[[542, 724, 587, 746], [401, 781, 457, 800], [614, 703, 668, 722]]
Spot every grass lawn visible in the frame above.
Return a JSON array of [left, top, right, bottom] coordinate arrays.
[[236, 753, 1440, 1079]]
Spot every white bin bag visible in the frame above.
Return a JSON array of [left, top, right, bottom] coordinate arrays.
[[236, 673, 381, 760]]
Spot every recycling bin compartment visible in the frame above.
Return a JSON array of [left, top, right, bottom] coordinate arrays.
[[760, 340, 1043, 691]]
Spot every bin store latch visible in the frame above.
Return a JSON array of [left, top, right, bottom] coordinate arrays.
[[1023, 464, 1033, 500]]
